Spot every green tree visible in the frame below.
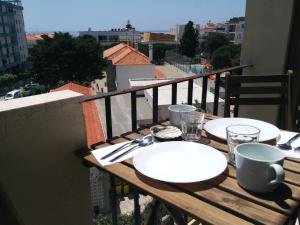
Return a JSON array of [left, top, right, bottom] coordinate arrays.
[[29, 32, 106, 87], [0, 73, 18, 88], [180, 21, 199, 58], [138, 43, 174, 62], [200, 32, 229, 56], [211, 44, 241, 69]]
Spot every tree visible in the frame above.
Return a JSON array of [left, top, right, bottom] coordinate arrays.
[[200, 32, 229, 56], [180, 21, 199, 58], [228, 17, 245, 23], [0, 73, 18, 88], [211, 44, 241, 69], [29, 32, 106, 87]]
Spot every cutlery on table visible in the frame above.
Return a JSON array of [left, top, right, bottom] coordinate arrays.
[[100, 138, 141, 160], [109, 136, 153, 162], [278, 133, 300, 150]]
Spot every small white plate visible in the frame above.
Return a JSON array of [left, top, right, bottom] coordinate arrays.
[[133, 141, 227, 183], [204, 118, 280, 142]]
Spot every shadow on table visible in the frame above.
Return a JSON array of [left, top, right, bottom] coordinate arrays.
[[243, 183, 293, 210], [135, 167, 228, 193]]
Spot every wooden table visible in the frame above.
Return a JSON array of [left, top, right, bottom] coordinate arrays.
[[83, 114, 300, 225]]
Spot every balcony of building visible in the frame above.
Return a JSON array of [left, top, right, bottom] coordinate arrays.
[[0, 0, 300, 225]]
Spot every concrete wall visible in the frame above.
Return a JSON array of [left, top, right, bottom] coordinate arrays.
[[116, 65, 155, 91], [239, 0, 295, 124], [0, 90, 93, 225]]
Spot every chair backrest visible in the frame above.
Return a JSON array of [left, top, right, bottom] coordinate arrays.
[[224, 74, 289, 118]]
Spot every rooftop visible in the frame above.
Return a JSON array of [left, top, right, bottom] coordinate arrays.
[[26, 33, 53, 41], [104, 43, 151, 66]]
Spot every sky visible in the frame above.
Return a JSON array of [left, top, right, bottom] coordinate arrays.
[[22, 0, 246, 32]]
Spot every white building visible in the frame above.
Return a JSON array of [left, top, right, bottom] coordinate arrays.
[[104, 43, 155, 91], [0, 0, 28, 71], [79, 21, 142, 46], [129, 78, 224, 119]]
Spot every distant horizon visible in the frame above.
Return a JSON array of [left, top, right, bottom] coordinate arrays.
[[22, 0, 246, 32]]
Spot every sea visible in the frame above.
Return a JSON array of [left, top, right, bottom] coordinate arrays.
[[26, 30, 170, 37]]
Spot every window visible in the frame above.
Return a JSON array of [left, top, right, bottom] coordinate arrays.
[[98, 35, 107, 41], [108, 35, 119, 41]]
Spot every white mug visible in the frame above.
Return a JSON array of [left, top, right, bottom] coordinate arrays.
[[235, 143, 285, 193]]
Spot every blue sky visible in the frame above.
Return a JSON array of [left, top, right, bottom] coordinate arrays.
[[22, 0, 246, 32]]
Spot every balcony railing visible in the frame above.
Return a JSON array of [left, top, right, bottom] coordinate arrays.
[[82, 64, 253, 140]]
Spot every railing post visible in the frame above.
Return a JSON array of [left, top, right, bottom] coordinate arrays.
[[187, 79, 193, 105], [201, 76, 208, 110], [213, 73, 221, 115], [172, 83, 177, 105], [131, 91, 137, 131], [110, 175, 118, 225], [105, 97, 113, 139], [133, 188, 141, 225], [153, 87, 158, 123]]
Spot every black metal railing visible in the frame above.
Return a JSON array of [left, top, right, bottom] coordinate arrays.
[[82, 64, 252, 140]]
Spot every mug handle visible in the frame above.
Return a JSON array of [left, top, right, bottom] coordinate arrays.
[[269, 164, 285, 185]]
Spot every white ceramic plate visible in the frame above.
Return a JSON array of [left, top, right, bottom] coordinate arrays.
[[133, 141, 227, 183], [204, 118, 280, 142]]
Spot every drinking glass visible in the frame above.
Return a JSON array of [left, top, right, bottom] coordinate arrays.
[[226, 125, 260, 166], [181, 109, 205, 142]]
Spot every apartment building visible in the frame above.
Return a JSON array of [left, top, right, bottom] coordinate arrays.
[[79, 21, 142, 46], [0, 0, 27, 71]]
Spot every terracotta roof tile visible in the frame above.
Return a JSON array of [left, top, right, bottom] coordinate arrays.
[[51, 82, 105, 148], [104, 43, 151, 65], [103, 43, 127, 58]]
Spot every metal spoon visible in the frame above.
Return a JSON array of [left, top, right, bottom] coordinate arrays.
[[109, 136, 153, 162], [278, 133, 300, 150], [101, 138, 141, 160]]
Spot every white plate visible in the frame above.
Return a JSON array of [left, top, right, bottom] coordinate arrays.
[[133, 141, 227, 183], [204, 118, 280, 142]]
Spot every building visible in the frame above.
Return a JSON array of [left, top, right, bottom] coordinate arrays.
[[26, 32, 53, 47], [0, 0, 27, 71], [104, 43, 155, 91], [79, 21, 142, 46], [170, 24, 200, 42], [142, 32, 175, 42], [233, 21, 245, 44], [198, 20, 245, 45]]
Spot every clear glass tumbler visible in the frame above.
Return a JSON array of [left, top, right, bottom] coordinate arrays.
[[181, 109, 205, 142], [226, 125, 260, 165]]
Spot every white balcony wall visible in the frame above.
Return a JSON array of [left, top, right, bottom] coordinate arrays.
[[0, 90, 93, 225], [116, 65, 155, 91]]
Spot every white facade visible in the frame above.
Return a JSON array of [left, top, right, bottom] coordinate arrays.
[[80, 29, 142, 46], [116, 65, 155, 90], [234, 21, 245, 44]]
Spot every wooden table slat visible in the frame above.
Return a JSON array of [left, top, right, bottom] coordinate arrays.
[[84, 154, 254, 225]]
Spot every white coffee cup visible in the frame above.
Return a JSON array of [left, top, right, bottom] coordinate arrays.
[[168, 104, 196, 128], [235, 143, 285, 193]]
